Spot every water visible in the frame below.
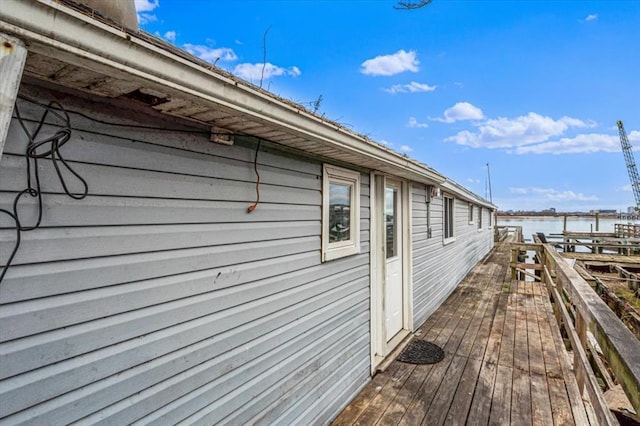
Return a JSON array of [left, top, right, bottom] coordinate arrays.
[[497, 216, 636, 242]]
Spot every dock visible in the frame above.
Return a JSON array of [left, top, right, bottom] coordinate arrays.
[[333, 232, 640, 425]]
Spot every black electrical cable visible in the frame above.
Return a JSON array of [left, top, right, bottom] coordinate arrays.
[[18, 95, 212, 134], [0, 101, 88, 283], [0, 210, 21, 283], [247, 139, 262, 213]]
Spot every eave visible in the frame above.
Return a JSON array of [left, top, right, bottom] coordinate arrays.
[[0, 0, 449, 187]]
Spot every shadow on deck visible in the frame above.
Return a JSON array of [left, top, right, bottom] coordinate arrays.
[[333, 238, 591, 425]]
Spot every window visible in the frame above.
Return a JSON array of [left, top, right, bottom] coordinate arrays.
[[426, 198, 432, 239], [385, 187, 398, 258], [468, 203, 474, 224], [489, 210, 493, 227], [478, 206, 483, 229], [444, 195, 455, 241], [322, 165, 360, 261]]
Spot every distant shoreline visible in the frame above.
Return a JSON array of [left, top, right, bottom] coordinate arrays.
[[497, 214, 619, 219]]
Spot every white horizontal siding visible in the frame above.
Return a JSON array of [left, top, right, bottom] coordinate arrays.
[[411, 183, 494, 328], [0, 85, 371, 424]]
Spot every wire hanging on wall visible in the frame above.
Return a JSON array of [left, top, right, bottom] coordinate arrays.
[[0, 101, 88, 283], [247, 139, 262, 213]]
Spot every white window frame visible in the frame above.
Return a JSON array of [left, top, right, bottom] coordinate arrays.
[[443, 194, 456, 244], [478, 206, 483, 230], [322, 164, 361, 261], [468, 203, 474, 225]]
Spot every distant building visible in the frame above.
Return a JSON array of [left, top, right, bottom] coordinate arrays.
[[590, 209, 617, 214]]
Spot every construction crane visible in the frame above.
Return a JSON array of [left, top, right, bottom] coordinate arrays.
[[618, 120, 640, 210]]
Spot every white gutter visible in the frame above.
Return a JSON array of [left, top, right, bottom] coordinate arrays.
[[441, 180, 497, 209], [0, 0, 446, 185]]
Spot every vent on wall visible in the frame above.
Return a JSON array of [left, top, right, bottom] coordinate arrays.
[[210, 127, 234, 146], [123, 89, 169, 107]]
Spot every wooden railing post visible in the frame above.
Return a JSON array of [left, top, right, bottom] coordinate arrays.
[[574, 311, 587, 394], [544, 245, 640, 423]]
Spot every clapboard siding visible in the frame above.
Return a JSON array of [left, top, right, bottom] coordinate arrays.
[[0, 154, 319, 205], [0, 87, 371, 424], [220, 310, 369, 425], [411, 183, 494, 328], [0, 193, 320, 226]]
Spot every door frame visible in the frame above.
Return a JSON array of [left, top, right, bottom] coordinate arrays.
[[370, 172, 413, 373]]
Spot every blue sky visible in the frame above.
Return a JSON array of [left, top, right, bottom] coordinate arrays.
[[135, 0, 640, 212]]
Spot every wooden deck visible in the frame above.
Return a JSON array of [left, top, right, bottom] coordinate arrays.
[[333, 238, 592, 426]]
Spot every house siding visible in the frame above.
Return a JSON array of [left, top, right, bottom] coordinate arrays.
[[411, 183, 494, 329], [0, 85, 370, 424]]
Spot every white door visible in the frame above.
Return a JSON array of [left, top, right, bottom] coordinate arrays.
[[385, 180, 403, 342]]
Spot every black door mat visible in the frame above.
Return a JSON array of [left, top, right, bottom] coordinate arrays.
[[397, 340, 445, 364]]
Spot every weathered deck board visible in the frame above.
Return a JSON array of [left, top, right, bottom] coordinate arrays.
[[331, 363, 403, 426], [488, 365, 513, 425], [332, 238, 592, 425]]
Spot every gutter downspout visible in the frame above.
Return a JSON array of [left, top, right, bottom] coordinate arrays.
[[0, 33, 27, 158]]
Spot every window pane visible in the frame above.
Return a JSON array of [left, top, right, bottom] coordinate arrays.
[[385, 187, 397, 258], [444, 197, 454, 239], [449, 199, 454, 236], [329, 183, 351, 242], [444, 198, 449, 238]]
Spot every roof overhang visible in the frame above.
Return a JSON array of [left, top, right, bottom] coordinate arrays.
[[0, 0, 450, 186]]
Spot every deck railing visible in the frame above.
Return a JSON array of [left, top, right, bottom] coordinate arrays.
[[495, 225, 521, 243], [616, 223, 640, 238], [509, 242, 640, 425]]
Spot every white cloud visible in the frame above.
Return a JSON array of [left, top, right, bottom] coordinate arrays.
[[509, 187, 598, 202], [138, 13, 157, 24], [619, 184, 632, 192], [163, 31, 176, 42], [446, 112, 594, 149], [433, 102, 485, 123], [516, 129, 640, 155], [384, 81, 436, 94], [399, 145, 413, 153], [585, 14, 598, 21], [559, 116, 597, 128], [233, 63, 301, 81], [407, 117, 429, 128], [360, 49, 419, 76], [515, 133, 617, 155], [135, 0, 159, 24], [183, 44, 238, 63], [135, 0, 159, 12], [509, 187, 529, 195]]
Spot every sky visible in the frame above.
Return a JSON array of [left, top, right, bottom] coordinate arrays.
[[135, 0, 640, 212]]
